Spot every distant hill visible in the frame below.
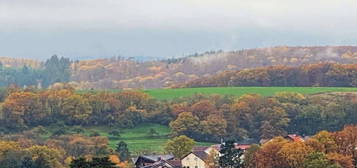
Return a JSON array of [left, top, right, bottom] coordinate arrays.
[[0, 57, 40, 68], [70, 46, 357, 89], [1, 46, 357, 89], [180, 63, 357, 88]]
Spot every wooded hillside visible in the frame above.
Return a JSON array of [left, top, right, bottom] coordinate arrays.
[[181, 63, 357, 88], [70, 46, 357, 89], [2, 46, 357, 89]]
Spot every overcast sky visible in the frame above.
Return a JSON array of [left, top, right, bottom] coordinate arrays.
[[1, 0, 357, 60]]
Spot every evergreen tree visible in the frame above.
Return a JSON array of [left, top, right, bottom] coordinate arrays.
[[115, 141, 130, 162], [219, 140, 244, 168], [21, 157, 35, 168], [90, 157, 117, 168], [70, 157, 117, 168], [70, 158, 90, 168], [33, 155, 51, 168]]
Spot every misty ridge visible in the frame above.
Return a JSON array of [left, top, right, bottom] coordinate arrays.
[[0, 46, 356, 89]]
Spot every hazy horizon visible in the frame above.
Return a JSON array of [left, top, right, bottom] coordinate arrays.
[[1, 0, 357, 60]]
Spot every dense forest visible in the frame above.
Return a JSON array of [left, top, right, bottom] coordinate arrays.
[[181, 63, 357, 88], [0, 87, 355, 168], [1, 46, 357, 89], [0, 86, 355, 143], [0, 55, 71, 88], [70, 46, 357, 89]]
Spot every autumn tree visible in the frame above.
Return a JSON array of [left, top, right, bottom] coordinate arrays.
[[303, 152, 341, 168], [306, 131, 337, 153], [169, 112, 200, 138], [191, 100, 217, 120], [326, 153, 354, 168], [331, 125, 357, 166], [165, 135, 196, 158], [2, 91, 48, 129], [205, 149, 220, 168], [255, 137, 289, 168], [278, 141, 313, 168], [61, 94, 92, 125], [26, 145, 64, 168], [243, 144, 260, 168]]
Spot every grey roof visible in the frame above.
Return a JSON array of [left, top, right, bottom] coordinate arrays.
[[192, 151, 208, 161], [141, 154, 174, 162], [141, 160, 180, 168]]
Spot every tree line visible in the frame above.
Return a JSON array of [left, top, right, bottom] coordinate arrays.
[[0, 131, 130, 168], [0, 55, 71, 88], [0, 87, 355, 143], [182, 63, 357, 88]]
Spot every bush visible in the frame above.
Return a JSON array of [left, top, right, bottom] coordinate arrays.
[[52, 129, 67, 137], [32, 126, 48, 135], [147, 128, 159, 137], [109, 130, 121, 137], [89, 131, 101, 137], [71, 126, 85, 134]]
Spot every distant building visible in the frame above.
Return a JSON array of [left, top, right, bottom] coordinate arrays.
[[182, 144, 251, 168], [133, 155, 175, 168], [285, 134, 305, 142]]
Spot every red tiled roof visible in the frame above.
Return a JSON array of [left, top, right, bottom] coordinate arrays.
[[286, 134, 305, 142], [209, 144, 251, 151], [235, 144, 250, 150]]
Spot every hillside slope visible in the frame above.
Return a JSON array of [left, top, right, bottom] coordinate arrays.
[[70, 46, 357, 89], [1, 46, 357, 89]]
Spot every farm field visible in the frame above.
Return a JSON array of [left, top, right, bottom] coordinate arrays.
[[144, 87, 357, 100], [79, 87, 357, 100], [43, 123, 213, 155]]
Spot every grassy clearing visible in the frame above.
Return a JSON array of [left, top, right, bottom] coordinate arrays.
[[144, 87, 357, 100], [43, 123, 213, 155]]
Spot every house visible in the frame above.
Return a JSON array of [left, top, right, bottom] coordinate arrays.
[[133, 155, 175, 168], [181, 143, 251, 168], [181, 151, 208, 168]]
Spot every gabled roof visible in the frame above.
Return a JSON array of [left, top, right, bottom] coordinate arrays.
[[193, 151, 209, 160], [182, 151, 208, 161], [140, 159, 181, 168], [141, 155, 174, 162], [166, 160, 182, 168], [141, 160, 173, 168], [133, 154, 174, 165]]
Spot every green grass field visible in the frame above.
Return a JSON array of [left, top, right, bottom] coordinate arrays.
[[43, 123, 212, 155], [68, 86, 357, 154], [144, 87, 357, 100]]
